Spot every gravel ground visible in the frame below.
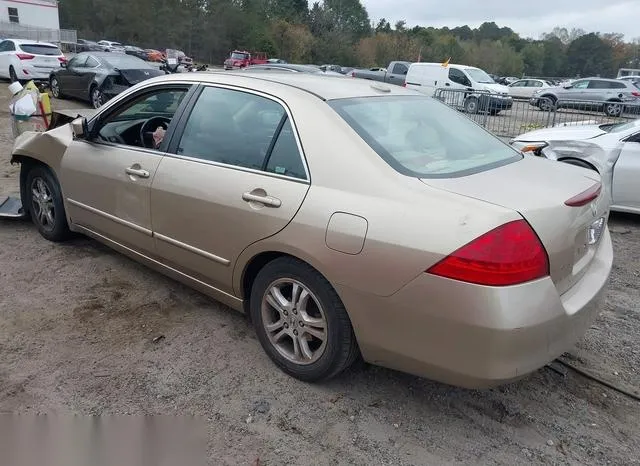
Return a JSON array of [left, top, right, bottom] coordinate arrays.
[[1, 84, 639, 465]]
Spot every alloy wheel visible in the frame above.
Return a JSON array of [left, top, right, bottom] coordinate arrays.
[[261, 278, 328, 365], [30, 177, 55, 233], [50, 78, 60, 98], [91, 88, 103, 108]]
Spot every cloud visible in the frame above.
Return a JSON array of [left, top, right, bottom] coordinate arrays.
[[363, 0, 639, 40]]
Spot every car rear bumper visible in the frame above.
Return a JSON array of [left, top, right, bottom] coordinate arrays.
[[338, 229, 613, 388], [16, 65, 57, 81]]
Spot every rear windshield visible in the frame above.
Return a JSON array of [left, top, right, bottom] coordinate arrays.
[[329, 96, 521, 178], [103, 54, 152, 69], [19, 44, 61, 56]]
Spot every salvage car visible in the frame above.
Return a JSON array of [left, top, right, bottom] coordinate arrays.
[[49, 52, 165, 108], [9, 73, 612, 388], [512, 119, 640, 214], [124, 45, 149, 61]]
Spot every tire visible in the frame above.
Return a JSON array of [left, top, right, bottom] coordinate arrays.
[[604, 101, 623, 117], [250, 257, 359, 382], [25, 165, 71, 242], [538, 96, 556, 112], [50, 76, 63, 99], [9, 66, 18, 83], [90, 85, 104, 109], [464, 97, 479, 114]]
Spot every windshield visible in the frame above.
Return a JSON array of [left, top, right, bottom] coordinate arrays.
[[231, 52, 249, 60], [600, 120, 640, 134], [19, 44, 61, 56], [329, 96, 521, 178], [466, 68, 495, 84], [103, 54, 152, 69]]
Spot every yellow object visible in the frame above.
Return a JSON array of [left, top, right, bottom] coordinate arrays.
[[40, 92, 51, 115], [441, 57, 451, 67]]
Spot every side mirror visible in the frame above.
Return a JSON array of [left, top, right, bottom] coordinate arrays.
[[71, 117, 87, 138], [563, 84, 572, 89]]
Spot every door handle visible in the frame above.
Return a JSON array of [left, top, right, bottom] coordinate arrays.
[[125, 167, 150, 178], [242, 192, 281, 208]]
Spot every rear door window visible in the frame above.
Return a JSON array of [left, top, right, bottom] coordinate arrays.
[[177, 86, 306, 175], [329, 95, 521, 178]]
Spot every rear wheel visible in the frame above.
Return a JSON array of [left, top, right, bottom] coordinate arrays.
[[50, 76, 63, 99], [25, 165, 71, 242], [9, 66, 18, 83], [90, 85, 104, 109], [250, 257, 359, 382]]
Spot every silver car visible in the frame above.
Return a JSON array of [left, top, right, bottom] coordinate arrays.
[[529, 77, 640, 116], [511, 119, 640, 214]]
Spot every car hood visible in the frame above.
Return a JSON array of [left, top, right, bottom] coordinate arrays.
[[514, 124, 607, 142]]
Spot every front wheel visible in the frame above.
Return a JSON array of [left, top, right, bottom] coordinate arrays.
[[464, 97, 479, 114], [250, 257, 359, 382], [25, 165, 71, 242]]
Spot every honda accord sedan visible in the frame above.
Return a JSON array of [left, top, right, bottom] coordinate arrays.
[[10, 72, 613, 388]]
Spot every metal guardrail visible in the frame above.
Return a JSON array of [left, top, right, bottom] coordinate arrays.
[[0, 22, 77, 44], [434, 88, 640, 138]]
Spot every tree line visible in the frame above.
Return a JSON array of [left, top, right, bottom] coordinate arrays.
[[59, 0, 640, 78]]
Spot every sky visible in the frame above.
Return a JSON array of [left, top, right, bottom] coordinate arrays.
[[362, 0, 638, 40]]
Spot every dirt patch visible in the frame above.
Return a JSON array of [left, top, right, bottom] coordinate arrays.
[[0, 83, 639, 465]]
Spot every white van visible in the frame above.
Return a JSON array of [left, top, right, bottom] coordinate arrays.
[[405, 62, 513, 114]]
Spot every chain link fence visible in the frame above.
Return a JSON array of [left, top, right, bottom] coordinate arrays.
[[0, 22, 77, 44], [434, 88, 640, 139]]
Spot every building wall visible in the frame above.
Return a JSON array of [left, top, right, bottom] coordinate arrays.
[[0, 0, 60, 30]]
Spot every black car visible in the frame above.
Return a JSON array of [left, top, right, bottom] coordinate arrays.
[[75, 39, 103, 53], [49, 52, 164, 108], [124, 45, 149, 61]]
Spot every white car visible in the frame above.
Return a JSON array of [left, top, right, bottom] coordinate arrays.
[[511, 119, 640, 214], [508, 78, 552, 99], [0, 39, 65, 82], [97, 41, 125, 53]]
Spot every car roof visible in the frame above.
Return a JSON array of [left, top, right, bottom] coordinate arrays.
[[143, 71, 422, 100], [6, 38, 58, 46]]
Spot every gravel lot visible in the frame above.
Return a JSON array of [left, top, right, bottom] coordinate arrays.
[[1, 84, 639, 465]]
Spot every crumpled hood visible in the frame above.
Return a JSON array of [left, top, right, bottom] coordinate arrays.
[[515, 124, 606, 142]]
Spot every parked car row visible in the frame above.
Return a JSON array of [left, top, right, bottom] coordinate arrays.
[[74, 38, 193, 66]]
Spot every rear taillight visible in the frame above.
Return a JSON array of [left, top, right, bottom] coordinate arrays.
[[632, 91, 640, 97], [426, 220, 549, 286], [351, 71, 355, 77], [402, 82, 407, 87], [564, 182, 602, 207], [58, 56, 67, 63], [16, 53, 34, 60]]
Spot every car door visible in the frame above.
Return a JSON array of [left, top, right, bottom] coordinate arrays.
[[563, 79, 590, 102], [150, 85, 310, 295], [59, 54, 87, 97], [60, 84, 194, 255], [508, 80, 528, 98], [612, 131, 640, 210], [584, 79, 611, 103], [77, 55, 102, 97], [387, 62, 408, 86], [446, 68, 471, 107]]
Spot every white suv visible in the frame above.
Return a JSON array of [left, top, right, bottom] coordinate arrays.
[[0, 39, 66, 81]]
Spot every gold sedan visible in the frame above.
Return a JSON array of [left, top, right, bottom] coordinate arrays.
[[10, 72, 613, 388]]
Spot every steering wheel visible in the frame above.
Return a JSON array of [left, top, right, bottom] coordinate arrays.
[[140, 116, 172, 149]]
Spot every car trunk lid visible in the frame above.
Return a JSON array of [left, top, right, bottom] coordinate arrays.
[[117, 68, 164, 85], [17, 43, 63, 71], [421, 156, 609, 295]]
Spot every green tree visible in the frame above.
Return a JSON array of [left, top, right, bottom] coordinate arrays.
[[566, 33, 613, 77]]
